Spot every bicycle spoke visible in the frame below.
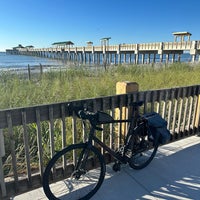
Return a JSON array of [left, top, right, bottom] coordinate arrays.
[[129, 135, 159, 169]]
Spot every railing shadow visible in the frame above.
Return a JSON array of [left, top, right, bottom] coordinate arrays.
[[92, 137, 200, 200]]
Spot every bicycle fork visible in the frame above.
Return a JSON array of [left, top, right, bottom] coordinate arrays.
[[72, 144, 91, 179]]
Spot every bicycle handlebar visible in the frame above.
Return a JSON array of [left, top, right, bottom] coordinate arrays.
[[79, 110, 104, 131], [68, 101, 144, 131], [68, 104, 103, 131]]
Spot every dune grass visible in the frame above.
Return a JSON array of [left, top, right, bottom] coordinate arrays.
[[0, 62, 200, 109]]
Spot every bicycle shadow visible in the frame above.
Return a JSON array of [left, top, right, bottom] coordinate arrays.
[[92, 138, 200, 200], [57, 137, 200, 200]]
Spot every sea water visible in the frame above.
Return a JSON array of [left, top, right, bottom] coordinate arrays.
[[0, 52, 62, 70], [0, 51, 193, 71]]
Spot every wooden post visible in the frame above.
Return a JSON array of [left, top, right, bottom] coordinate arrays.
[[116, 81, 139, 118], [0, 129, 6, 197], [195, 95, 200, 130], [116, 81, 139, 137], [116, 81, 139, 95], [0, 130, 5, 158], [40, 63, 43, 77], [28, 64, 31, 80]]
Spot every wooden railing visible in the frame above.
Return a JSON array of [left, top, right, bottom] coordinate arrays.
[[0, 85, 200, 199]]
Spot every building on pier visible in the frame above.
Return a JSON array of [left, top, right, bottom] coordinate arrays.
[[25, 45, 34, 49], [172, 31, 192, 42], [52, 41, 74, 48], [100, 37, 111, 46], [86, 41, 93, 47], [13, 44, 24, 50]]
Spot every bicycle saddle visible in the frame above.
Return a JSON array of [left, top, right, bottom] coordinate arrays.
[[129, 101, 143, 107]]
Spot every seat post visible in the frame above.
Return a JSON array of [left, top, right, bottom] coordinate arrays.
[[132, 106, 139, 127], [130, 101, 143, 127]]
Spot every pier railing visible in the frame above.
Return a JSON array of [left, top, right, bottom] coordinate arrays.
[[163, 41, 194, 50], [0, 85, 200, 199]]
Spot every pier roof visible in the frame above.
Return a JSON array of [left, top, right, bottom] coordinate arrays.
[[100, 37, 111, 41], [13, 44, 24, 49], [25, 45, 34, 48], [100, 37, 111, 46], [52, 41, 74, 46], [172, 31, 192, 36], [86, 41, 93, 46]]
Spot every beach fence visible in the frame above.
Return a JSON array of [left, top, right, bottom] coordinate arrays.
[[0, 83, 200, 199], [6, 64, 65, 80], [27, 64, 42, 80], [27, 63, 62, 80]]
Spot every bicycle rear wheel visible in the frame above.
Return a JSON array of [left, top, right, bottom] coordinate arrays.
[[128, 126, 159, 170], [43, 143, 106, 200]]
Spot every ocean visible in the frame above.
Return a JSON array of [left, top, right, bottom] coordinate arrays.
[[0, 51, 193, 72], [0, 52, 63, 70]]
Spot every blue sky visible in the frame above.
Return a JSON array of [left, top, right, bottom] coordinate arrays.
[[0, 0, 200, 51]]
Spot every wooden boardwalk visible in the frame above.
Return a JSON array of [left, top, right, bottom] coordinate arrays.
[[13, 135, 200, 200]]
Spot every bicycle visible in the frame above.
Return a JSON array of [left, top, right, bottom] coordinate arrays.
[[43, 101, 160, 200]]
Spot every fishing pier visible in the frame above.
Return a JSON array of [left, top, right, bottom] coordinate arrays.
[[6, 32, 200, 64]]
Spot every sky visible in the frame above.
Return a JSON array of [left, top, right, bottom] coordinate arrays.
[[0, 0, 200, 51]]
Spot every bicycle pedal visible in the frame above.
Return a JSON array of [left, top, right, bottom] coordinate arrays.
[[125, 149, 132, 158], [112, 162, 121, 172]]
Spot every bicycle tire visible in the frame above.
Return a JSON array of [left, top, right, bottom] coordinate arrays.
[[43, 143, 106, 200], [128, 125, 159, 170]]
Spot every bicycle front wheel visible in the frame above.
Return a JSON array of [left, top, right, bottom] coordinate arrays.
[[43, 143, 106, 200], [128, 126, 159, 170]]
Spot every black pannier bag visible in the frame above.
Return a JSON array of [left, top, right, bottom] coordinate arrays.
[[142, 112, 171, 144]]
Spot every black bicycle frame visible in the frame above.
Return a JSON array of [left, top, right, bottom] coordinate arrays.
[[86, 118, 133, 165], [92, 135, 127, 163], [82, 105, 139, 165]]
